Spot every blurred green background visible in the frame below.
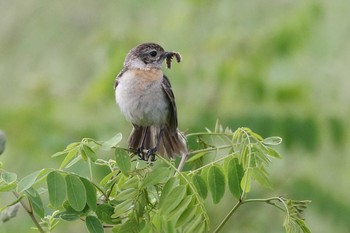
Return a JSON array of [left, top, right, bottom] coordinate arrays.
[[1, 0, 349, 232]]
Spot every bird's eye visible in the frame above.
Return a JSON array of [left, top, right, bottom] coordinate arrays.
[[149, 51, 157, 57]]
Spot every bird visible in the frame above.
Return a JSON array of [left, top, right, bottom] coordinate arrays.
[[114, 42, 188, 168]]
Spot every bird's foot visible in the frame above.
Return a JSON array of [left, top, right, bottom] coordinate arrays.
[[136, 147, 157, 162], [137, 147, 145, 160], [145, 147, 157, 162]]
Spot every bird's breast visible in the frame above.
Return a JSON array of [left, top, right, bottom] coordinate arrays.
[[115, 68, 169, 127]]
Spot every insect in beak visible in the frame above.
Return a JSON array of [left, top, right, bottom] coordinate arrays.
[[162, 52, 181, 69]]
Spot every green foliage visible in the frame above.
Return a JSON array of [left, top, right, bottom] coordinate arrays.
[[47, 171, 66, 208], [1, 1, 348, 232], [284, 199, 311, 233], [65, 175, 87, 212], [226, 158, 243, 200], [0, 123, 311, 233], [207, 166, 225, 204], [86, 216, 104, 233]]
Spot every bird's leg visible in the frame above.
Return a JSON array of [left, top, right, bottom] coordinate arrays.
[[145, 129, 164, 161], [137, 148, 145, 160], [137, 127, 149, 160]]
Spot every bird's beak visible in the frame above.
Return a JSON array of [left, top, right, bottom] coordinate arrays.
[[161, 52, 171, 60]]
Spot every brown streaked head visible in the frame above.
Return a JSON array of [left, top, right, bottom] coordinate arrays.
[[124, 43, 181, 69]]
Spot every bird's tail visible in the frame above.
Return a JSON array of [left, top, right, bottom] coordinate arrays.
[[128, 125, 188, 159]]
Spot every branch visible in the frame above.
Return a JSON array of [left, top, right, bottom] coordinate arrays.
[[213, 197, 288, 233], [188, 144, 234, 156], [12, 192, 45, 233]]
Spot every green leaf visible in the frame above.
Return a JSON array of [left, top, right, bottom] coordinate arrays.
[[183, 213, 203, 233], [52, 142, 80, 158], [118, 218, 139, 233], [167, 195, 193, 221], [252, 167, 272, 189], [161, 219, 176, 233], [47, 171, 66, 208], [120, 176, 139, 190], [83, 144, 97, 162], [283, 199, 312, 233], [195, 222, 207, 233], [226, 158, 243, 199], [241, 168, 252, 194], [192, 174, 208, 199], [65, 155, 83, 168], [17, 170, 42, 193], [51, 151, 68, 158], [99, 169, 120, 187], [57, 212, 80, 221], [114, 188, 137, 201], [244, 128, 264, 141], [141, 167, 169, 188], [101, 133, 122, 150], [86, 216, 104, 233], [59, 148, 79, 169], [267, 147, 282, 158], [56, 201, 89, 221], [1, 171, 17, 183], [263, 136, 282, 145], [66, 142, 81, 150], [158, 177, 178, 210], [96, 203, 120, 224], [79, 146, 87, 161], [200, 166, 210, 184], [176, 198, 197, 227], [254, 143, 272, 162], [65, 174, 87, 211], [208, 165, 225, 204], [115, 149, 131, 174], [0, 195, 25, 213], [80, 177, 97, 211], [112, 200, 133, 218], [159, 185, 187, 215], [26, 187, 44, 218], [186, 151, 208, 163], [0, 183, 17, 192]]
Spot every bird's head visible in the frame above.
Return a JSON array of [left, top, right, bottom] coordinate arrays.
[[124, 43, 181, 70]]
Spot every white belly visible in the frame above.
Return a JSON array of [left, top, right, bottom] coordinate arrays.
[[115, 71, 169, 127]]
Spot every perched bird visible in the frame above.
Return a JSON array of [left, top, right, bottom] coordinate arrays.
[[114, 43, 187, 166]]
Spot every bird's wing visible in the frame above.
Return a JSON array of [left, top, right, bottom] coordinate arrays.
[[114, 67, 127, 89], [161, 75, 178, 134]]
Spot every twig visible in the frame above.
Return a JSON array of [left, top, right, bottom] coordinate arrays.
[[213, 197, 288, 233], [188, 144, 233, 156], [12, 192, 45, 233], [190, 152, 237, 174]]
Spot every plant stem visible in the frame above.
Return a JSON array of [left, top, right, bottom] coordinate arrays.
[[213, 197, 287, 233], [188, 144, 234, 156], [88, 158, 93, 180], [13, 192, 45, 233], [186, 132, 234, 137], [213, 200, 243, 233], [190, 152, 236, 174]]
